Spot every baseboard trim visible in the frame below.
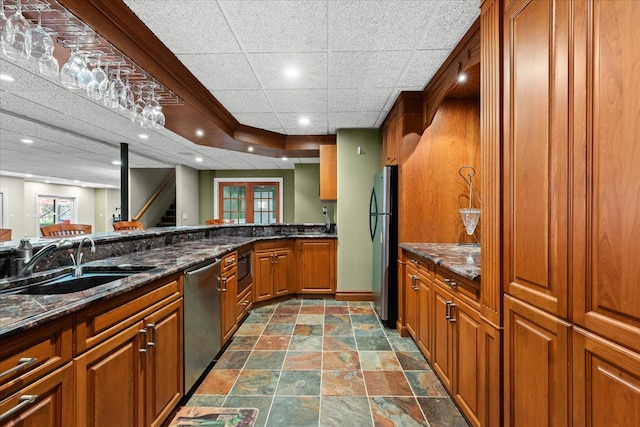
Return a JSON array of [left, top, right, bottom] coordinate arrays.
[[335, 291, 373, 301]]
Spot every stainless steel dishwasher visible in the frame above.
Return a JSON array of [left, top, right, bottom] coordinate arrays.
[[183, 258, 222, 392]]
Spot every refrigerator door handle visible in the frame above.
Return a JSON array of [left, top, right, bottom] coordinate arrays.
[[369, 187, 378, 240]]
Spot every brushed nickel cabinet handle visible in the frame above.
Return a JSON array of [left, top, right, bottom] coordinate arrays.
[[449, 303, 457, 323], [0, 357, 37, 379], [0, 395, 38, 423], [139, 329, 148, 353], [147, 322, 156, 347]]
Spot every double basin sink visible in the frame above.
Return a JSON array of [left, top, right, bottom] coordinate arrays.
[[4, 265, 154, 296]]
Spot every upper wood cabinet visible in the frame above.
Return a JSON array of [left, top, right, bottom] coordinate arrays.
[[380, 92, 423, 168], [503, 0, 570, 318], [571, 0, 640, 354], [319, 144, 337, 201]]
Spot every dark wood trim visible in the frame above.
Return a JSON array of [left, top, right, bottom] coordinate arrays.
[[58, 0, 336, 158], [423, 18, 481, 129], [335, 292, 373, 301]]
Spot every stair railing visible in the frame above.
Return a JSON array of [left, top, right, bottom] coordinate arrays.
[[132, 170, 176, 221]]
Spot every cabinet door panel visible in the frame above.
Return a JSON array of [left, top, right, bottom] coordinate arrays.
[[573, 0, 640, 353], [453, 297, 481, 427], [573, 327, 640, 427], [75, 322, 144, 427], [416, 276, 431, 360], [221, 268, 238, 343], [145, 299, 183, 427], [273, 249, 293, 297], [504, 0, 570, 317], [298, 240, 335, 293], [404, 265, 418, 339], [431, 285, 453, 391], [253, 252, 274, 302], [504, 295, 570, 427]]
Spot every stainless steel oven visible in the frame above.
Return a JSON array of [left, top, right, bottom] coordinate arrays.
[[237, 248, 252, 295]]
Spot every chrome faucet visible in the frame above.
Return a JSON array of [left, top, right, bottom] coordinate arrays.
[[18, 239, 73, 277], [70, 237, 95, 277], [323, 206, 331, 233]]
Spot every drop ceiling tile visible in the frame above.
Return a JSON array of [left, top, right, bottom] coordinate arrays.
[[248, 52, 328, 90], [397, 49, 451, 88], [266, 89, 328, 113], [284, 128, 329, 136], [329, 51, 412, 89], [211, 90, 273, 113], [178, 53, 261, 90], [329, 112, 380, 130], [277, 112, 327, 129], [328, 87, 393, 112], [218, 0, 327, 52], [234, 112, 282, 129], [418, 1, 479, 50], [123, 1, 240, 53], [329, 0, 438, 51]]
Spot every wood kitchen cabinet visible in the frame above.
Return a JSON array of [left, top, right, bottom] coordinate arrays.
[[403, 255, 434, 360], [0, 363, 74, 427], [380, 92, 422, 167], [297, 239, 336, 294], [221, 251, 238, 344], [319, 145, 337, 201], [74, 278, 183, 427], [253, 240, 294, 302]]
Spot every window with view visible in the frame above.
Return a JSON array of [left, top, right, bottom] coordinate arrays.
[[38, 195, 75, 228], [216, 180, 281, 224]]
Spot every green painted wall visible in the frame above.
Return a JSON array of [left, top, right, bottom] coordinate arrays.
[[294, 163, 336, 223], [199, 169, 295, 223], [336, 129, 381, 292]]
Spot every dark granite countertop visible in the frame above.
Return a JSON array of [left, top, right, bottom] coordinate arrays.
[[399, 243, 480, 281], [0, 229, 336, 340]]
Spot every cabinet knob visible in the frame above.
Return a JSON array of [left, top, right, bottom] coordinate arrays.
[[444, 278, 457, 288]]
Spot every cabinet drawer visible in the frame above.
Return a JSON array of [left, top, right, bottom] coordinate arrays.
[[254, 240, 292, 252], [435, 268, 480, 308], [406, 255, 435, 279], [0, 362, 74, 427], [75, 276, 181, 354], [237, 285, 253, 322], [0, 317, 72, 400], [221, 251, 237, 273]]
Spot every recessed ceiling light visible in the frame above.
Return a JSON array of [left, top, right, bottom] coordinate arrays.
[[195, 157, 203, 162], [458, 73, 467, 83], [298, 117, 310, 126], [74, 180, 80, 183], [0, 73, 15, 82], [112, 160, 122, 166], [44, 180, 51, 184], [248, 146, 254, 153], [139, 134, 149, 139], [282, 157, 288, 161], [195, 129, 204, 137], [285, 68, 299, 78], [21, 138, 34, 144], [25, 173, 33, 178]]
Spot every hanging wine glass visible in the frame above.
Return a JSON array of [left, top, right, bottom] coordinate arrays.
[[3, 0, 31, 61], [30, 10, 54, 62], [102, 64, 120, 108], [0, 0, 9, 52], [76, 53, 94, 89], [86, 52, 107, 99], [60, 36, 85, 89], [119, 69, 135, 112], [38, 54, 59, 77], [130, 84, 145, 125]]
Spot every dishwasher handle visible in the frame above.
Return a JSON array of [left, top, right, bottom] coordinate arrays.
[[184, 259, 220, 277]]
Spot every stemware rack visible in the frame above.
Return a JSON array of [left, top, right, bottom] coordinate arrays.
[[2, 0, 183, 107]]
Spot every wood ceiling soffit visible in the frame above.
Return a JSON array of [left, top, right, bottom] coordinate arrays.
[[58, 0, 330, 157], [423, 17, 481, 129]]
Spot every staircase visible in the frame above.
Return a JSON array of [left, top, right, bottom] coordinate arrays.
[[156, 199, 176, 227]]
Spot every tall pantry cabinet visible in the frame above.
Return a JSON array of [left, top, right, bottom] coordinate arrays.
[[498, 0, 640, 425]]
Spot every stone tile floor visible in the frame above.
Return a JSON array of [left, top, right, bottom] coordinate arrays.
[[186, 298, 470, 427]]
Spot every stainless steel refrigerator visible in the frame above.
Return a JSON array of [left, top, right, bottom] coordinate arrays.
[[369, 165, 398, 329]]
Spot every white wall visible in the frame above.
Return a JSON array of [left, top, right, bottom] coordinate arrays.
[[176, 164, 199, 226], [0, 176, 25, 238], [24, 181, 96, 237]]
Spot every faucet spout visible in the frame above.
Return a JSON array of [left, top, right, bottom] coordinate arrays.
[[72, 237, 96, 277], [18, 239, 73, 277]]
